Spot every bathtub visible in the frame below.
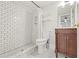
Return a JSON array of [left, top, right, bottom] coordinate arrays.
[[0, 43, 36, 58]]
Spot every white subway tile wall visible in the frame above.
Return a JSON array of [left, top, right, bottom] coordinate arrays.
[[0, 1, 16, 54], [0, 1, 36, 55]]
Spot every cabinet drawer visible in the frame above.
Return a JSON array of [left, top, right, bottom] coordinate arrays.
[[55, 28, 77, 33]]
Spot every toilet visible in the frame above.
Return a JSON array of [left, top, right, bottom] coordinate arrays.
[[36, 38, 48, 54]]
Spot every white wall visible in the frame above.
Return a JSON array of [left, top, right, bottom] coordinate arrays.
[[31, 10, 38, 44], [14, 2, 38, 47], [77, 3, 79, 58], [42, 4, 58, 51]]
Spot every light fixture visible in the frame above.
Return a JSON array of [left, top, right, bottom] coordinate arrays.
[[58, 1, 74, 7], [58, 1, 65, 7], [69, 1, 74, 5]]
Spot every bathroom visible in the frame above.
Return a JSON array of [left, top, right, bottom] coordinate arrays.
[[0, 0, 78, 58]]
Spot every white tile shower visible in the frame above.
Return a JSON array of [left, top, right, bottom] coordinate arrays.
[[0, 1, 37, 57]]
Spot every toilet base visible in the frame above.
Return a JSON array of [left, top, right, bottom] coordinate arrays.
[[38, 45, 47, 54]]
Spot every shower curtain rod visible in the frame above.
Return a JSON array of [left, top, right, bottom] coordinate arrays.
[[31, 1, 40, 8]]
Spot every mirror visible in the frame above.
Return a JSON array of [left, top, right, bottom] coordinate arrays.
[[57, 1, 76, 27]]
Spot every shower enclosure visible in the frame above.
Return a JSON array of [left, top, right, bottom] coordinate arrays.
[[0, 1, 38, 57]]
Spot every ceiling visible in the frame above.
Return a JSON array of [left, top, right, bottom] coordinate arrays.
[[33, 1, 60, 8]]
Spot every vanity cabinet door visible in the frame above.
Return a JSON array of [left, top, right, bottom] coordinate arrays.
[[56, 32, 67, 54], [67, 32, 77, 57]]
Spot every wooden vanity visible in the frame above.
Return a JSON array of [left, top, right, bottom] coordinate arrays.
[[55, 28, 77, 58]]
